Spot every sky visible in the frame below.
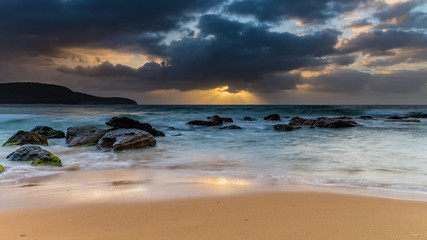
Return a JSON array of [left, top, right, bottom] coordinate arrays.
[[0, 0, 426, 104]]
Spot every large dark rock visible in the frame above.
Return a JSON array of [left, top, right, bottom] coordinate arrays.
[[289, 117, 316, 127], [66, 126, 109, 147], [264, 114, 281, 121], [314, 118, 358, 128], [97, 129, 156, 152], [208, 115, 233, 122], [243, 116, 256, 121], [207, 115, 223, 123], [220, 125, 242, 130], [3, 131, 48, 146], [274, 124, 301, 131], [31, 126, 65, 139], [0, 82, 137, 105], [106, 117, 165, 137], [289, 117, 357, 128], [360, 116, 374, 120], [188, 115, 223, 126], [6, 145, 62, 167]]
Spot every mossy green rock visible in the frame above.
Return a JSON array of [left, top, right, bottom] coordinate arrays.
[[6, 145, 62, 167], [2, 131, 48, 146], [3, 142, 19, 146], [0, 165, 4, 173], [31, 126, 65, 139]]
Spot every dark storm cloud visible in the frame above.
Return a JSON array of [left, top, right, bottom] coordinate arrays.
[[308, 69, 427, 94], [247, 74, 301, 93], [374, 0, 427, 29], [59, 14, 340, 93], [2, 0, 427, 103], [339, 30, 427, 54], [227, 0, 372, 25], [0, 0, 222, 57], [308, 69, 372, 93], [369, 70, 427, 93]]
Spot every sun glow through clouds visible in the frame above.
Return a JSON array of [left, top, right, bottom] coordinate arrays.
[[142, 86, 262, 104]]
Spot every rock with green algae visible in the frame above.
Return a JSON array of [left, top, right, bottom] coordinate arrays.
[[3, 131, 48, 146], [30, 126, 65, 139], [6, 145, 62, 167], [0, 165, 4, 173]]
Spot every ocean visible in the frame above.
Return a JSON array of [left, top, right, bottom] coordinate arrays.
[[1, 105, 427, 197]]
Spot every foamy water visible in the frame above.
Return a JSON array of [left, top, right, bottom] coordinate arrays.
[[0, 105, 427, 196]]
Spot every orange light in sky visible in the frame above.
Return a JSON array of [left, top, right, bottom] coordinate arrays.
[[141, 86, 263, 104]]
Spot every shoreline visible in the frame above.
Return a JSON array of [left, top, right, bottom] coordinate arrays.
[[1, 167, 427, 212], [2, 191, 427, 240], [2, 167, 427, 239]]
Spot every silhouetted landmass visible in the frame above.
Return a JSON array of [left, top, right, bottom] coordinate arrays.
[[0, 82, 137, 105]]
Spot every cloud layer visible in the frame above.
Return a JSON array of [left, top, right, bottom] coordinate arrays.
[[1, 0, 427, 103]]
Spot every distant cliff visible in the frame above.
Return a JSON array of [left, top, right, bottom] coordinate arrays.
[[0, 82, 137, 105]]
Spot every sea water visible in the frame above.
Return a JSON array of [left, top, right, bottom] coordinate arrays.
[[0, 105, 426, 196]]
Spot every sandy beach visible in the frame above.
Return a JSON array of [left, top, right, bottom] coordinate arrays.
[[1, 191, 427, 240], [2, 0, 427, 237]]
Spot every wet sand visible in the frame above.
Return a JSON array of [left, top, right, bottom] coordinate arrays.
[[1, 191, 427, 240]]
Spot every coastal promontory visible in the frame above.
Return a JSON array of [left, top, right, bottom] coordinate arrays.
[[0, 82, 137, 105]]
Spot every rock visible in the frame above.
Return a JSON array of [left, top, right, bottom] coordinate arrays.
[[385, 119, 421, 123], [66, 126, 109, 147], [6, 145, 62, 167], [387, 116, 402, 120], [274, 124, 301, 131], [30, 126, 65, 139], [172, 133, 182, 136], [360, 116, 374, 120], [207, 115, 223, 123], [208, 115, 233, 122], [188, 115, 223, 126], [317, 120, 357, 128], [220, 125, 242, 130], [97, 129, 156, 152], [407, 114, 427, 118], [314, 118, 358, 128], [221, 117, 233, 123], [336, 116, 353, 120], [243, 116, 256, 121], [187, 120, 221, 126], [289, 117, 357, 128], [0, 165, 4, 173], [264, 114, 281, 121], [3, 131, 48, 146], [106, 117, 165, 137], [289, 117, 316, 127]]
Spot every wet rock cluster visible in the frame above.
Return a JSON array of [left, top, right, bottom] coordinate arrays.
[[1, 117, 164, 171]]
